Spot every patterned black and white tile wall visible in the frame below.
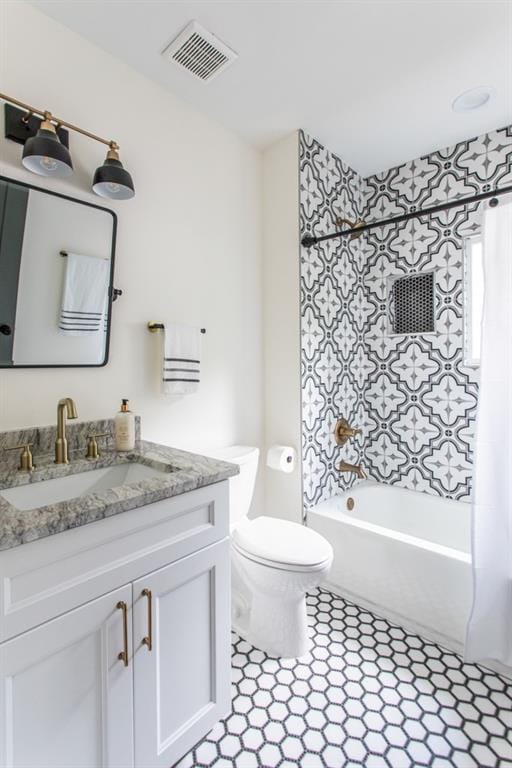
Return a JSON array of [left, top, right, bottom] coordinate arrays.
[[300, 131, 367, 508], [300, 126, 512, 509]]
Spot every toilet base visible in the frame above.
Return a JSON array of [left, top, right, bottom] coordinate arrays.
[[245, 592, 310, 659], [231, 536, 333, 660], [232, 554, 314, 658]]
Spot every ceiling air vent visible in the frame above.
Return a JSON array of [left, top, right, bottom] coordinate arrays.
[[162, 21, 237, 82]]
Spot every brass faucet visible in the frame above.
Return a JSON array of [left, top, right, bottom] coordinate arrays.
[[3, 443, 35, 472], [338, 460, 367, 480], [334, 418, 362, 447], [85, 432, 110, 460], [55, 397, 78, 464]]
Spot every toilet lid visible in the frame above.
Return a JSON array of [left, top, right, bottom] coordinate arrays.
[[232, 516, 332, 567]]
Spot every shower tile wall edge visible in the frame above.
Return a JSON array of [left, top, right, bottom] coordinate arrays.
[[299, 130, 367, 510]]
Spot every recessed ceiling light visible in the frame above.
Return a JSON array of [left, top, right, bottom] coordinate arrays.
[[452, 87, 495, 113]]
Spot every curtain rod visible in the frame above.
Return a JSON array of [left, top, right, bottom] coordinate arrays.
[[301, 185, 512, 248]]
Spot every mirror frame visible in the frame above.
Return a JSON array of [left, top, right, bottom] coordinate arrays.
[[0, 174, 117, 369]]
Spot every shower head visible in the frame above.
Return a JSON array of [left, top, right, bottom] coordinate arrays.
[[334, 217, 366, 239]]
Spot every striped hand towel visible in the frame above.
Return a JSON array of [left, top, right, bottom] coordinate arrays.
[[59, 252, 109, 336], [162, 323, 201, 395]]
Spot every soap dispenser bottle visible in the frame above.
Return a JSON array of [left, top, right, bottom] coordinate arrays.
[[115, 399, 135, 451]]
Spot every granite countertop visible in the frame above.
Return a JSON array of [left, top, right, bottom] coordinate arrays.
[[0, 440, 239, 552]]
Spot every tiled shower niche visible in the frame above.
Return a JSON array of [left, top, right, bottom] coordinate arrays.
[[388, 271, 436, 336]]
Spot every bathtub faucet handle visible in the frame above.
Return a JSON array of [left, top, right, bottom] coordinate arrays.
[[334, 418, 362, 446]]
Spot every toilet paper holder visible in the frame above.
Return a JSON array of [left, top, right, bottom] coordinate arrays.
[[266, 445, 296, 473]]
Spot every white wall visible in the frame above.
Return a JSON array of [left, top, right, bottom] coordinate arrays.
[[262, 133, 302, 523], [0, 2, 263, 506]]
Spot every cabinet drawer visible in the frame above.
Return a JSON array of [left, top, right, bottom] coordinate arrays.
[[0, 481, 228, 642]]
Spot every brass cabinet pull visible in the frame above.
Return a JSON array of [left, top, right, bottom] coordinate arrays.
[[117, 600, 129, 667], [141, 589, 153, 652]]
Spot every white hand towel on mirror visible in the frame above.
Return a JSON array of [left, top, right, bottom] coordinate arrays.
[[162, 323, 201, 395], [59, 252, 109, 336]]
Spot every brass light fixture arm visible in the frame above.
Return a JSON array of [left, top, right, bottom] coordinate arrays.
[[0, 92, 119, 150]]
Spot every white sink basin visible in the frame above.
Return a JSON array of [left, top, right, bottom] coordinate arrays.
[[0, 462, 171, 511]]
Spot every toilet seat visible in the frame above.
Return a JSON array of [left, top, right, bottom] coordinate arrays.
[[232, 516, 333, 571], [232, 543, 331, 572]]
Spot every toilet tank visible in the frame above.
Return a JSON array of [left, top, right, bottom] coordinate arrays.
[[209, 445, 259, 526]]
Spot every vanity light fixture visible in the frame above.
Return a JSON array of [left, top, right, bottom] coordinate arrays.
[[93, 144, 135, 200], [22, 112, 73, 178], [1, 92, 135, 200]]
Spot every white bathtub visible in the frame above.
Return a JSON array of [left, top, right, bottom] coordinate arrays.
[[309, 481, 472, 652]]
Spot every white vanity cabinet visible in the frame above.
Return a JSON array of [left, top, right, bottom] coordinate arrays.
[[133, 541, 230, 768], [0, 481, 231, 768], [0, 584, 135, 768]]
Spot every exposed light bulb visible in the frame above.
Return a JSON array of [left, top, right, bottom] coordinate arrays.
[[22, 117, 73, 179], [40, 156, 59, 171], [92, 146, 135, 200]]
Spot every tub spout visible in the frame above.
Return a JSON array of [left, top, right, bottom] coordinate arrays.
[[339, 460, 367, 480]]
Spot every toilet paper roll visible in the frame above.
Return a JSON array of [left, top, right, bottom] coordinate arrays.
[[266, 445, 296, 473]]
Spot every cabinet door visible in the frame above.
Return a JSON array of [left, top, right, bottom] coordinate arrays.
[[133, 538, 231, 768], [0, 585, 134, 768]]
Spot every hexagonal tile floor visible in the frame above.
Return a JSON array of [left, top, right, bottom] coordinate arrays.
[[175, 589, 512, 768]]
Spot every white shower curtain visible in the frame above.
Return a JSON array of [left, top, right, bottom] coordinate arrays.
[[465, 199, 512, 667]]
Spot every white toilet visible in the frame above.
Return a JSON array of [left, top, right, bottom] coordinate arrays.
[[212, 445, 333, 658]]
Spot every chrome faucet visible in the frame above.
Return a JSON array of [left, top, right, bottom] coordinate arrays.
[[55, 397, 78, 464], [338, 460, 367, 480]]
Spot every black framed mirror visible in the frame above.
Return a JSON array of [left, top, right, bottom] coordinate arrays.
[[0, 175, 117, 368]]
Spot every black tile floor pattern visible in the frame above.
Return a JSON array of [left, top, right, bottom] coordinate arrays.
[[176, 589, 512, 768]]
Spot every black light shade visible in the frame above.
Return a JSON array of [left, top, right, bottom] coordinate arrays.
[[92, 154, 135, 200], [22, 126, 73, 178]]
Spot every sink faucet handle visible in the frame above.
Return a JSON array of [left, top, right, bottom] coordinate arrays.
[[86, 432, 110, 460], [3, 443, 35, 472]]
